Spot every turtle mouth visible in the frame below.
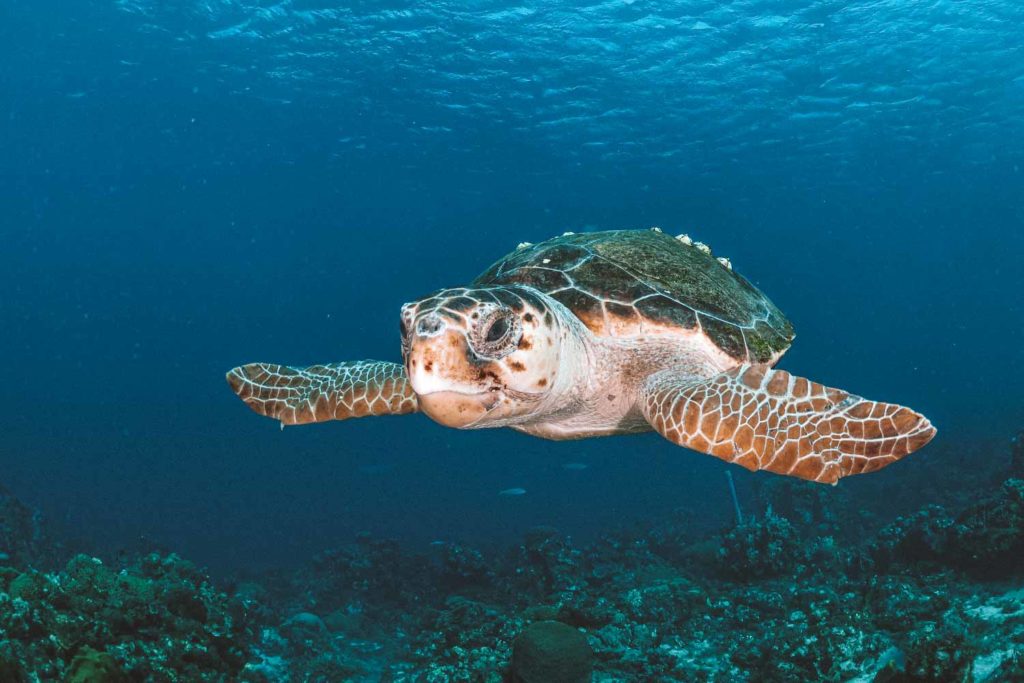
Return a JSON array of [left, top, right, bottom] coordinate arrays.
[[419, 388, 489, 397], [417, 389, 499, 428]]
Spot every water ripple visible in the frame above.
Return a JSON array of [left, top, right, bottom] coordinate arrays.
[[114, 0, 1024, 181]]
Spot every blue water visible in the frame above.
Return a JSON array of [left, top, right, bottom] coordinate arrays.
[[2, 0, 1022, 573]]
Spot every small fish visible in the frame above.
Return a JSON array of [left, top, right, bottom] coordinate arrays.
[[499, 488, 527, 496], [562, 462, 589, 471]]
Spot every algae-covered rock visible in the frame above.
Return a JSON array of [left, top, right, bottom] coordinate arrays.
[[280, 611, 330, 655], [870, 505, 955, 571], [0, 552, 259, 681], [869, 480, 1024, 579], [948, 479, 1024, 578], [65, 647, 127, 683], [8, 570, 50, 603], [715, 512, 802, 579], [511, 620, 593, 683], [902, 612, 978, 681]]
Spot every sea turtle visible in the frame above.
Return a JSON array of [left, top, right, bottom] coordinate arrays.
[[227, 229, 935, 484]]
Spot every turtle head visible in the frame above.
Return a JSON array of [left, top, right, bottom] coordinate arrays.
[[400, 286, 564, 428]]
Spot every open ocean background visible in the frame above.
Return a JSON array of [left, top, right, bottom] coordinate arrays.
[[2, 0, 1023, 575]]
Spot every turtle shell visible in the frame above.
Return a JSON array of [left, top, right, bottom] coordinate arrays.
[[473, 229, 794, 364]]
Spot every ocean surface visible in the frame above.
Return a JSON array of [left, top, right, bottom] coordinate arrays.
[[3, 0, 1023, 578]]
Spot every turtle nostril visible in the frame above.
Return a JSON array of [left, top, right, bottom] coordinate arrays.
[[416, 314, 445, 337]]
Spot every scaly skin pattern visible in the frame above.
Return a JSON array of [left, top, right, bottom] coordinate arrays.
[[226, 361, 418, 426], [640, 364, 936, 484]]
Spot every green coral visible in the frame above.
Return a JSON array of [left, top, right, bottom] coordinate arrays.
[[510, 620, 593, 683], [66, 646, 127, 683]]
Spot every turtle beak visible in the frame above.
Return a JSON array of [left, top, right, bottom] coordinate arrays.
[[417, 390, 495, 428]]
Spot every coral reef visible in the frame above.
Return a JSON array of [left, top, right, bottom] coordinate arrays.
[[2, 440, 1024, 680], [870, 479, 1024, 579], [713, 511, 801, 579], [0, 553, 258, 681]]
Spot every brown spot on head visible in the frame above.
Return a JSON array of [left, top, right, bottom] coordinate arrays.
[[424, 360, 434, 373], [509, 360, 526, 372], [518, 336, 532, 351], [537, 378, 547, 387], [524, 312, 534, 323], [474, 368, 501, 384]]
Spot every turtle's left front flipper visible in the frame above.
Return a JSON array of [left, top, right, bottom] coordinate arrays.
[[226, 361, 418, 426], [640, 365, 935, 484]]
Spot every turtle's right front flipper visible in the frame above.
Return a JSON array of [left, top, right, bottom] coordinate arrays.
[[226, 361, 418, 426], [641, 365, 935, 484]]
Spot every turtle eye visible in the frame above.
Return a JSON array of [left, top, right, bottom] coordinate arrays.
[[484, 315, 509, 343], [472, 308, 520, 359]]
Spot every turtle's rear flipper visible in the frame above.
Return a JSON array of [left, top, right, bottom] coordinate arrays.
[[226, 361, 418, 426], [641, 365, 935, 484]]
